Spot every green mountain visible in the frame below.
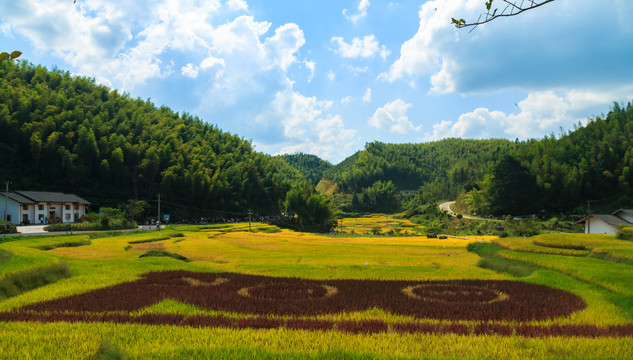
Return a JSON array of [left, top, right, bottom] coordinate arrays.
[[276, 153, 333, 186], [0, 61, 300, 217], [324, 139, 518, 200]]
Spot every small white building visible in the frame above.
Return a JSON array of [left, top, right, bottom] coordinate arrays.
[[0, 191, 90, 225], [575, 209, 633, 235]]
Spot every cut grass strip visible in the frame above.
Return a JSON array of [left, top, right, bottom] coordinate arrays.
[[499, 250, 633, 297], [467, 242, 537, 277], [0, 262, 72, 301], [0, 249, 13, 265], [35, 241, 91, 251], [139, 251, 190, 262]]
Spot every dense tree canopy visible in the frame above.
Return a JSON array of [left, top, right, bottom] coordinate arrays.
[[487, 155, 537, 216], [325, 139, 518, 201], [0, 61, 300, 218], [278, 153, 332, 186], [283, 181, 337, 232]]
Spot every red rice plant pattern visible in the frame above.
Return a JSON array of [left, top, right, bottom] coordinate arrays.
[[3, 271, 630, 337], [17, 271, 586, 321]]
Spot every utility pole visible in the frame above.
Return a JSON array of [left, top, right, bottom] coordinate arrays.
[[157, 193, 161, 227], [4, 181, 10, 230], [247, 209, 253, 232], [587, 199, 591, 234]]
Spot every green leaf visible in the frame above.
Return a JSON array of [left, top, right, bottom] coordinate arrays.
[[10, 51, 22, 59], [451, 18, 466, 28], [0, 52, 9, 61]]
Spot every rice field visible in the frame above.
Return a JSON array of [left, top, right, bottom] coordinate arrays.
[[336, 213, 421, 234], [0, 223, 632, 359]]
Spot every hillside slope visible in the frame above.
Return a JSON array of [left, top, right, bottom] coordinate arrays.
[[0, 61, 299, 216]]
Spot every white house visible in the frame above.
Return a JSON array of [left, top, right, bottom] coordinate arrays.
[[575, 209, 633, 235], [0, 191, 90, 225]]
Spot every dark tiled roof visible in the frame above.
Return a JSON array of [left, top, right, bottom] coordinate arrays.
[[11, 191, 91, 204], [5, 192, 34, 204], [576, 214, 632, 226], [613, 209, 633, 217]]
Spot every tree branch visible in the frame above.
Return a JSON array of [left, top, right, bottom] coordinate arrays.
[[453, 0, 556, 29]]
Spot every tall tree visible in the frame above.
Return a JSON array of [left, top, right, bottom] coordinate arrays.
[[487, 155, 537, 216]]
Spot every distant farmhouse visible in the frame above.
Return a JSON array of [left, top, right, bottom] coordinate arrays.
[[575, 209, 633, 235], [0, 191, 90, 225]]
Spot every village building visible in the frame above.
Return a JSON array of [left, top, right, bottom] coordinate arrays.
[[575, 209, 633, 235], [0, 191, 90, 225]]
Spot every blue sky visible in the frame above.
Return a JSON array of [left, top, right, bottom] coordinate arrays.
[[2, 0, 633, 163]]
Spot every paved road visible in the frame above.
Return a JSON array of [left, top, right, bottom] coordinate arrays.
[[438, 201, 487, 220], [0, 224, 162, 237]]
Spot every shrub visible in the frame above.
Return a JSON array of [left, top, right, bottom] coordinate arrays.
[[616, 226, 633, 241], [44, 223, 72, 232], [0, 220, 17, 234]]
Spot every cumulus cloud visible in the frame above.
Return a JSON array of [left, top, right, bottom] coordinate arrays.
[[331, 35, 389, 59], [425, 87, 633, 141], [362, 88, 372, 103], [343, 0, 370, 24], [328, 71, 336, 81], [305, 60, 315, 82], [382, 0, 633, 95], [226, 0, 248, 11], [0, 0, 305, 92], [181, 63, 200, 78], [259, 88, 357, 162], [369, 99, 421, 134]]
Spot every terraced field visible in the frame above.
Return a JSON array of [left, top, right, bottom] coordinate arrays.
[[0, 224, 632, 359]]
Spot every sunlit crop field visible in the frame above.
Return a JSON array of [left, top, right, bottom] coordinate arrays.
[[337, 213, 422, 234], [1, 224, 632, 359]]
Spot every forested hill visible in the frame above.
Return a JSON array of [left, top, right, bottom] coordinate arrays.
[[0, 61, 302, 216], [511, 102, 633, 213], [324, 139, 519, 201], [277, 153, 332, 186]]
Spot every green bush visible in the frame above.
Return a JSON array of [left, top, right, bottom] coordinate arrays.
[[43, 223, 72, 232], [616, 226, 633, 241], [0, 220, 17, 234]]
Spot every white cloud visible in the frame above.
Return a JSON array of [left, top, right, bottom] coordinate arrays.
[[346, 65, 369, 75], [0, 0, 305, 92], [328, 71, 336, 81], [226, 0, 248, 11], [331, 35, 389, 60], [382, 0, 633, 96], [264, 23, 305, 72], [369, 99, 421, 134], [181, 63, 200, 78], [362, 88, 372, 103], [343, 0, 370, 24], [341, 96, 353, 105], [305, 60, 315, 83], [425, 88, 633, 141], [260, 88, 357, 163]]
